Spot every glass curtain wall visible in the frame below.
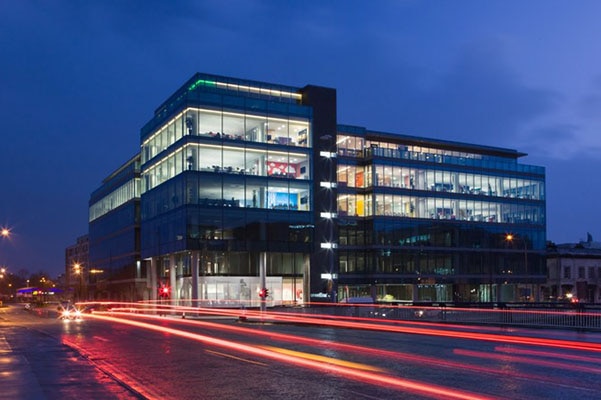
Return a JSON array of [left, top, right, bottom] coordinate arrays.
[[141, 107, 312, 214], [142, 107, 311, 164], [335, 132, 546, 303]]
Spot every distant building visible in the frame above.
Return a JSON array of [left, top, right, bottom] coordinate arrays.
[[87, 72, 547, 304], [65, 234, 89, 299], [546, 234, 601, 303]]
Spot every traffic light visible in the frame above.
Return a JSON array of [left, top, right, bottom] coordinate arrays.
[[158, 285, 170, 298], [259, 288, 268, 299]]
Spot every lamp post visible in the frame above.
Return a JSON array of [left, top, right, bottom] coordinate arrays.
[[1, 229, 11, 302], [73, 263, 84, 301], [505, 234, 527, 271], [0, 267, 5, 304], [506, 233, 529, 301]]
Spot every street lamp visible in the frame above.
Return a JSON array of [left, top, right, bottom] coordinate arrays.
[[1, 228, 9, 238], [506, 233, 529, 300], [39, 277, 47, 302], [505, 234, 528, 271], [0, 267, 13, 305], [73, 263, 84, 301]]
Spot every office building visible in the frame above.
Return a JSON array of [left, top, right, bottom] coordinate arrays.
[[88, 155, 146, 301], [87, 73, 546, 304], [335, 125, 546, 303]]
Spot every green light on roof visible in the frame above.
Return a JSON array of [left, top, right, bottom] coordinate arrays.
[[188, 79, 216, 91]]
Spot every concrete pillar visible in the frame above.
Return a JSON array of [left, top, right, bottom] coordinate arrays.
[[169, 254, 176, 305], [191, 251, 199, 307], [260, 251, 267, 312], [149, 258, 157, 301]]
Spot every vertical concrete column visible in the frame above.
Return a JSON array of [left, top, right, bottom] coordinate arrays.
[[169, 254, 176, 305], [303, 255, 311, 305], [260, 251, 267, 312], [149, 258, 157, 301], [191, 251, 199, 307]]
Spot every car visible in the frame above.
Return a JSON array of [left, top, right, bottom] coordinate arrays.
[[59, 304, 82, 320]]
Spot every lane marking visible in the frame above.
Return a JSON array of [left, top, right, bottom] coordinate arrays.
[[205, 349, 267, 366], [261, 345, 385, 372]]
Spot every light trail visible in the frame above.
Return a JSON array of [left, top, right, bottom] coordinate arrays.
[[453, 348, 601, 374], [223, 309, 601, 353], [493, 346, 601, 364], [261, 346, 385, 372], [87, 312, 498, 400], [88, 302, 601, 353], [102, 311, 598, 390], [62, 338, 169, 400]]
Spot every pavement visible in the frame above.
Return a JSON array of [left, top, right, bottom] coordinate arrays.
[[0, 303, 140, 400]]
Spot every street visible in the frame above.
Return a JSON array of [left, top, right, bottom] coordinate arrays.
[[2, 304, 601, 399]]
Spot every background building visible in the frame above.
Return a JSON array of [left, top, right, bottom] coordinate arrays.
[[86, 73, 547, 304], [546, 234, 601, 303]]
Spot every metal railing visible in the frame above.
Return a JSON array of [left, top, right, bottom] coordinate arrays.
[[277, 302, 601, 331]]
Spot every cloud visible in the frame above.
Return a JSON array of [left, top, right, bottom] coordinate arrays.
[[395, 42, 559, 144], [339, 37, 601, 163], [517, 74, 601, 160], [520, 124, 581, 159], [577, 75, 601, 118]]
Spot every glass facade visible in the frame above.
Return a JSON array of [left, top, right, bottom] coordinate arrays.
[[87, 73, 547, 305], [88, 156, 146, 301], [139, 73, 320, 305], [335, 126, 547, 303], [140, 107, 312, 213]]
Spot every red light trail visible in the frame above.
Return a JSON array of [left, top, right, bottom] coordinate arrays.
[[85, 312, 497, 400], [81, 301, 601, 353]]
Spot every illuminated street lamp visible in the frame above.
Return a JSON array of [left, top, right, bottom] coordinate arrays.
[[73, 263, 85, 301], [505, 234, 528, 271], [1, 228, 9, 238], [506, 233, 530, 300], [39, 277, 47, 302], [0, 267, 13, 305]]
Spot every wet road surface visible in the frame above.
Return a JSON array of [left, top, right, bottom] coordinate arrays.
[[3, 304, 601, 399]]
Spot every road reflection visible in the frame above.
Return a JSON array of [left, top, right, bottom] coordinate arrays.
[[63, 302, 601, 399], [80, 312, 491, 400]]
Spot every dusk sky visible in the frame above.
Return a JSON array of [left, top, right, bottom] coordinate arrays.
[[1, 1, 600, 278]]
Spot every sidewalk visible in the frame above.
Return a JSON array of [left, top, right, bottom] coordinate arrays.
[[0, 304, 139, 400], [0, 324, 46, 399]]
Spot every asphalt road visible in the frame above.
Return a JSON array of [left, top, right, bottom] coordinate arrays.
[[2, 304, 601, 400], [0, 304, 139, 400]]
